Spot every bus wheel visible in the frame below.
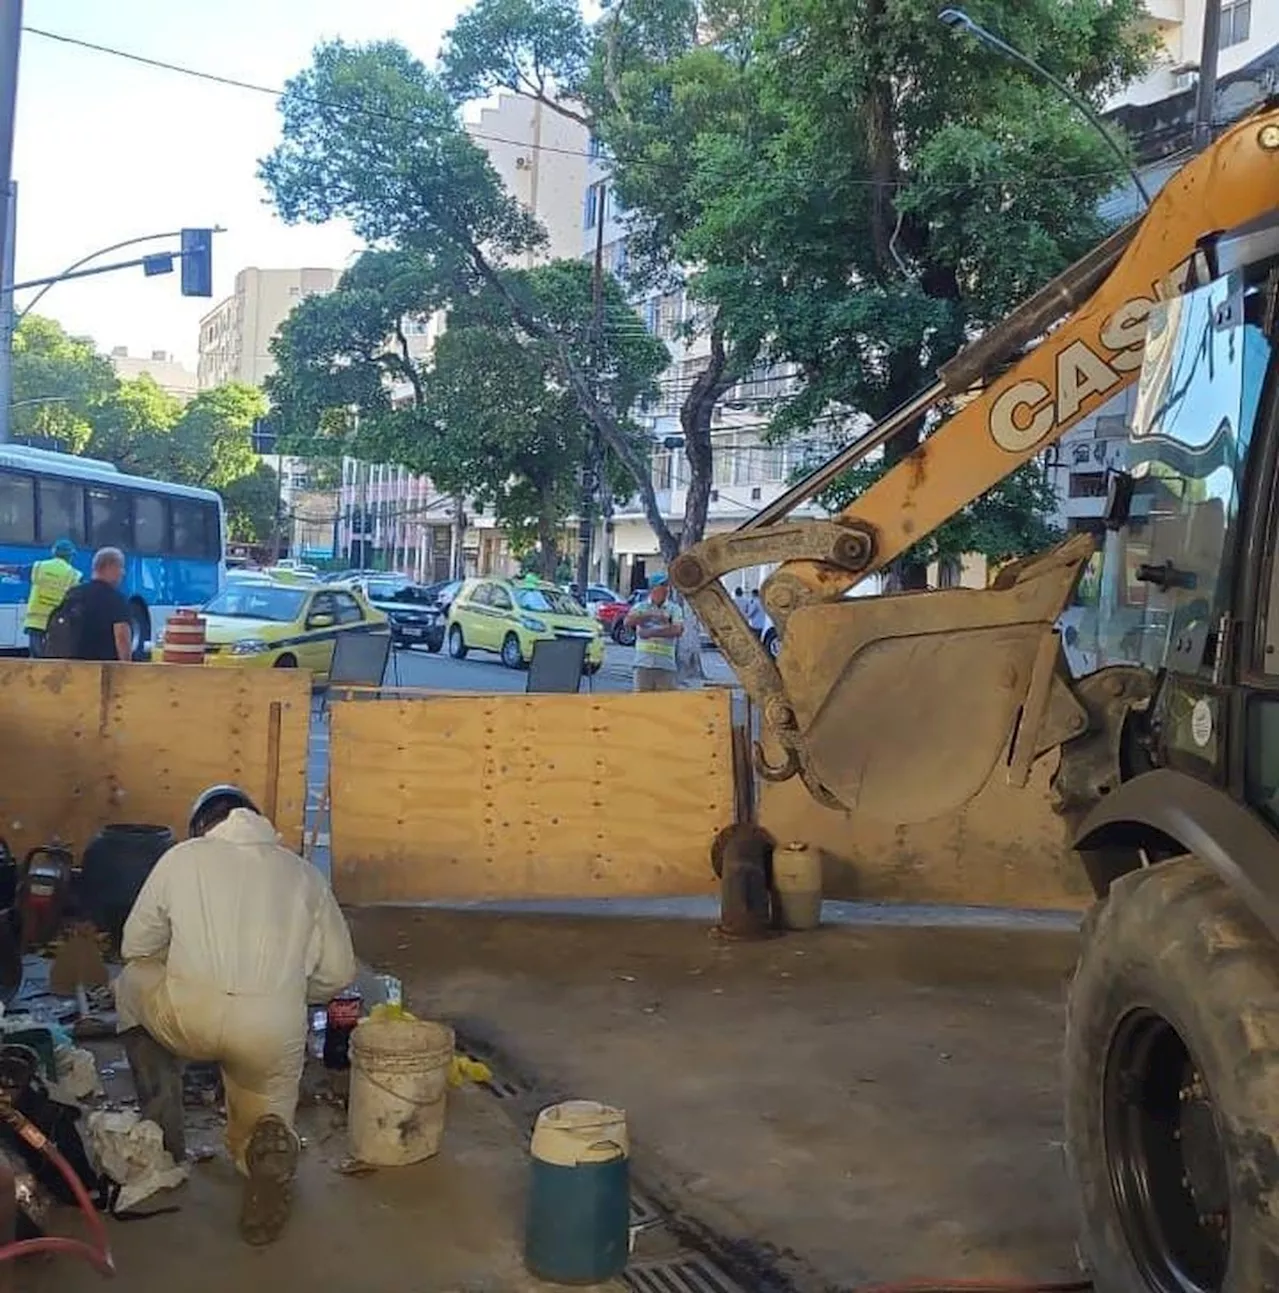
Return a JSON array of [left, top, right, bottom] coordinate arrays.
[[128, 600, 152, 661]]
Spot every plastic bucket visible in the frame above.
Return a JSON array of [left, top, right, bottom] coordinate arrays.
[[525, 1101, 630, 1285], [772, 842, 823, 931], [347, 1017, 454, 1166]]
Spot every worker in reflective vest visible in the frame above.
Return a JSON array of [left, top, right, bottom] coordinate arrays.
[[24, 539, 81, 657]]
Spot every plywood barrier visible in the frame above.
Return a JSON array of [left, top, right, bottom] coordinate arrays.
[[330, 690, 734, 903], [758, 740, 1091, 911], [0, 660, 310, 856]]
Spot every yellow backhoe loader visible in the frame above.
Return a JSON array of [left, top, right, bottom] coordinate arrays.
[[673, 105, 1279, 1293]]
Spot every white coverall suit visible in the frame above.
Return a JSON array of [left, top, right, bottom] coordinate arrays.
[[115, 809, 356, 1169]]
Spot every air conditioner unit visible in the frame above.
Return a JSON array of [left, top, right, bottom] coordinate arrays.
[[515, 156, 531, 170]]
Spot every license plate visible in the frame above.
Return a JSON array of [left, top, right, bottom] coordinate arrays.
[[401, 626, 423, 639]]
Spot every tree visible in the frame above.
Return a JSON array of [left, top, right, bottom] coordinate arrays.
[[11, 314, 117, 453], [85, 375, 185, 476], [677, 0, 1151, 582], [267, 249, 666, 578], [260, 38, 688, 566], [221, 461, 281, 544]]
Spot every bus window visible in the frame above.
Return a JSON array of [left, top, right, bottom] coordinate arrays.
[[87, 485, 132, 550], [172, 498, 218, 559], [133, 493, 168, 554], [0, 471, 35, 544], [37, 478, 86, 546]]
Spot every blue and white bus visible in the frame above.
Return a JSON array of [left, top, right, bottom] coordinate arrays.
[[0, 445, 225, 656]]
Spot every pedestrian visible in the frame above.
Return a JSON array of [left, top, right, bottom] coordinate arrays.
[[43, 547, 133, 662], [624, 571, 684, 692], [23, 538, 80, 657], [115, 784, 356, 1246], [746, 589, 768, 638]]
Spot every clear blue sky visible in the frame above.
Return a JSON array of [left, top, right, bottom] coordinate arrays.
[[13, 0, 471, 368]]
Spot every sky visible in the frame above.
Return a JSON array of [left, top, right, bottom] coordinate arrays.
[[12, 0, 474, 370]]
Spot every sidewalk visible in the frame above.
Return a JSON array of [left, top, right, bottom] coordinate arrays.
[[18, 1040, 624, 1293]]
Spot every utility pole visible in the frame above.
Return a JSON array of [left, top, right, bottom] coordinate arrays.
[[1193, 0, 1223, 151], [576, 180, 607, 594], [0, 0, 22, 445]]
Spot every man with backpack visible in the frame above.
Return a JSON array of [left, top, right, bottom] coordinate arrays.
[[43, 547, 134, 662], [23, 538, 80, 657]]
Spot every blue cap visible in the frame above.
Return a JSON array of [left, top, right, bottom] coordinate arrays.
[[648, 571, 668, 588], [52, 539, 75, 560]]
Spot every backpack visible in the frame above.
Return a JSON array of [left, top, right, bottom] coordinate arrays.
[[42, 585, 87, 659]]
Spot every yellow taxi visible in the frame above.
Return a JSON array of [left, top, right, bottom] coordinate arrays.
[[446, 577, 604, 672], [190, 578, 387, 679]]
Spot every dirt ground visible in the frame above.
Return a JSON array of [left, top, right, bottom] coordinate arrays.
[[14, 1035, 623, 1293], [348, 907, 1085, 1291]]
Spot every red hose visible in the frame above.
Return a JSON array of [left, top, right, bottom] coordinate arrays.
[[0, 1108, 114, 1276], [852, 1280, 1089, 1293]]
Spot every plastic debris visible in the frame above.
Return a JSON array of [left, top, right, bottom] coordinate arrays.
[[85, 1110, 189, 1212], [52, 1045, 102, 1102], [448, 1055, 492, 1088]]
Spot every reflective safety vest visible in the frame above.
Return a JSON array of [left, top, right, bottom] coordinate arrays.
[[24, 557, 81, 632], [632, 598, 681, 670]]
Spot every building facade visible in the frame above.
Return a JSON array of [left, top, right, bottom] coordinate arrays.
[[108, 347, 199, 403], [196, 267, 339, 390]]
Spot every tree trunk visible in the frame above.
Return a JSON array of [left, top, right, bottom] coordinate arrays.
[[536, 498, 560, 580]]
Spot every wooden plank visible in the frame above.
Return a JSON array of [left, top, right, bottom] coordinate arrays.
[[330, 690, 734, 903], [0, 660, 310, 857]]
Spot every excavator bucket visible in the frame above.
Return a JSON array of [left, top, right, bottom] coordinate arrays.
[[773, 534, 1094, 825]]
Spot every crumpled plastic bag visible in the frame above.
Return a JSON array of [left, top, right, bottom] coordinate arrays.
[[51, 1046, 103, 1103], [85, 1110, 188, 1212]]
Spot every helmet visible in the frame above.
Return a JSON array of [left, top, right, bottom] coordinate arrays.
[[188, 784, 258, 838], [52, 538, 75, 561]]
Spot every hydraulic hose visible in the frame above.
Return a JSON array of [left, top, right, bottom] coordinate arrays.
[[0, 1105, 114, 1276]]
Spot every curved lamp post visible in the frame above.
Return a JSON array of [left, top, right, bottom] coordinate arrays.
[[937, 8, 1151, 208]]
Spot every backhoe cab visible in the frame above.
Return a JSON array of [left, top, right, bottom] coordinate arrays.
[[676, 107, 1278, 1293]]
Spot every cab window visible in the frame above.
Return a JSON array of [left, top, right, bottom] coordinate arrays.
[[308, 592, 337, 626], [466, 583, 490, 608], [488, 584, 513, 612], [334, 592, 364, 625]]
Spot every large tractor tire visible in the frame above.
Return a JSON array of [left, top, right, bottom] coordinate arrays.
[[1065, 856, 1277, 1293]]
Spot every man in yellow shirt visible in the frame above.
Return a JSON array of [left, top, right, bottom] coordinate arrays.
[[24, 539, 80, 657]]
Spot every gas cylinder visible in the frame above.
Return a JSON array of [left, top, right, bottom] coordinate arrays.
[[161, 608, 207, 664], [17, 847, 74, 951]]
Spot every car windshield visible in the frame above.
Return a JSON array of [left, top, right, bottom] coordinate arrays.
[[516, 587, 582, 615], [204, 585, 307, 622], [367, 580, 411, 601]]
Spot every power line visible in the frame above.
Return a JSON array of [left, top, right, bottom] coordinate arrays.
[[23, 24, 1150, 191]]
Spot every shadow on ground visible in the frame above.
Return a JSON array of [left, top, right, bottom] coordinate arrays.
[[349, 908, 1084, 1291]]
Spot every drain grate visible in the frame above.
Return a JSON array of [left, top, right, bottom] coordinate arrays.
[[629, 1192, 661, 1228], [622, 1257, 747, 1293]]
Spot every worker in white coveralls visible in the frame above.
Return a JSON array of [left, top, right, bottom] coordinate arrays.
[[114, 784, 356, 1245]]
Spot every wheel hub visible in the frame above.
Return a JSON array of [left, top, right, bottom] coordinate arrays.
[[1104, 1008, 1230, 1293]]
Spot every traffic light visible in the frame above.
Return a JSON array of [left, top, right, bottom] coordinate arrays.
[[180, 227, 213, 297]]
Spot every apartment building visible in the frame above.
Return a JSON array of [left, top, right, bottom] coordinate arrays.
[[1052, 0, 1279, 539], [196, 267, 339, 390], [108, 346, 198, 404]]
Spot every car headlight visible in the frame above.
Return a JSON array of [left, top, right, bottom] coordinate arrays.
[[519, 615, 548, 632], [230, 638, 271, 656]]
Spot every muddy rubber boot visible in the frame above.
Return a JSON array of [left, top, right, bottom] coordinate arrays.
[[120, 1026, 186, 1161], [240, 1114, 299, 1247]]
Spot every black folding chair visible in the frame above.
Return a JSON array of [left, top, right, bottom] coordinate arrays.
[[526, 638, 588, 693], [322, 629, 394, 715]]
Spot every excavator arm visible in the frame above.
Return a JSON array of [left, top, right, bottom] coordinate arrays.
[[671, 106, 1279, 817]]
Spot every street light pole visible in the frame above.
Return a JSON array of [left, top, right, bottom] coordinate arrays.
[[0, 0, 21, 445], [938, 8, 1151, 208]]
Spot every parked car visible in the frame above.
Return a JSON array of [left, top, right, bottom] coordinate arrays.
[[178, 580, 387, 680], [602, 590, 647, 646], [447, 577, 604, 672], [345, 575, 444, 652], [420, 578, 464, 613]]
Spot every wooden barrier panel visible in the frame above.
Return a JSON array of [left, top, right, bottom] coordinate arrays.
[[330, 690, 734, 903], [0, 660, 311, 856]]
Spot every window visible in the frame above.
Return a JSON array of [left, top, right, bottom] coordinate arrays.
[[1222, 0, 1251, 48], [308, 592, 338, 624], [172, 499, 219, 560], [0, 472, 35, 544], [37, 478, 84, 545], [334, 592, 364, 625], [583, 182, 606, 231], [516, 587, 579, 615], [488, 584, 513, 612], [205, 585, 306, 622], [87, 485, 132, 549], [133, 494, 168, 554]]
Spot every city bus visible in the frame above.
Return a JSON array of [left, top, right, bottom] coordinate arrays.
[[0, 444, 225, 657]]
